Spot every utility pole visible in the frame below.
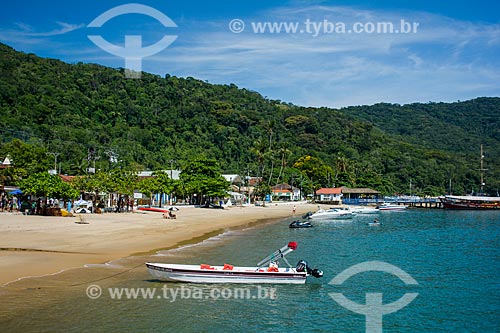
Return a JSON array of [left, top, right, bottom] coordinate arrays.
[[46, 152, 60, 175], [168, 159, 176, 205], [479, 144, 488, 194], [104, 149, 118, 169]]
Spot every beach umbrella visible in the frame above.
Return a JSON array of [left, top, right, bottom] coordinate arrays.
[[9, 189, 22, 195]]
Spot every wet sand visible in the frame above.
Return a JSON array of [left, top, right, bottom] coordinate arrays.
[[0, 203, 316, 286]]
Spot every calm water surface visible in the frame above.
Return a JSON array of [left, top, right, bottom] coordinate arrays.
[[1, 209, 499, 332]]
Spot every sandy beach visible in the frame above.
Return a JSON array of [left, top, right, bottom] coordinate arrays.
[[0, 203, 317, 286]]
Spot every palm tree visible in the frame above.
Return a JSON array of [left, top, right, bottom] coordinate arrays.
[[250, 138, 267, 180], [275, 142, 290, 187]]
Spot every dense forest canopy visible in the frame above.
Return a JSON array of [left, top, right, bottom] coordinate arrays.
[[1, 42, 499, 196]]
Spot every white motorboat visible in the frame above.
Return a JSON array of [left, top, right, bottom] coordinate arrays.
[[377, 203, 407, 211], [350, 207, 380, 214], [308, 207, 356, 220], [146, 242, 323, 284]]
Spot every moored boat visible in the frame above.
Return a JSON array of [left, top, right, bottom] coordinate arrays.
[[439, 195, 500, 210], [377, 203, 407, 211], [308, 207, 355, 220], [289, 220, 313, 228], [439, 146, 500, 210], [146, 242, 323, 284], [350, 207, 380, 214]]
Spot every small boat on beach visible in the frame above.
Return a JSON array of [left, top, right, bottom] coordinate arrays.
[[138, 206, 179, 213], [146, 242, 323, 284], [138, 207, 170, 213], [289, 220, 313, 228]]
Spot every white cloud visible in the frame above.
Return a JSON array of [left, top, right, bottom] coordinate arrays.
[[3, 4, 497, 108], [0, 21, 84, 45], [143, 4, 500, 107]]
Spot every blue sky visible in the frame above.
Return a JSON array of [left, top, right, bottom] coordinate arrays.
[[1, 0, 499, 108]]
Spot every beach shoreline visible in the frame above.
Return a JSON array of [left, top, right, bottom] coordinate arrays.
[[0, 203, 317, 287]]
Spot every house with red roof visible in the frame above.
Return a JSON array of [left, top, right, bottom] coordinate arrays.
[[271, 183, 301, 201], [315, 187, 343, 204]]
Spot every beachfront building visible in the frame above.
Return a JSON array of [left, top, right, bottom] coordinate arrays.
[[137, 170, 181, 206], [271, 183, 301, 201], [238, 176, 261, 204], [315, 187, 343, 204], [222, 174, 243, 192], [340, 186, 380, 205], [137, 170, 180, 180]]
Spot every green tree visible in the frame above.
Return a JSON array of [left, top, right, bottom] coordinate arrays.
[[293, 155, 334, 189], [19, 172, 79, 202], [0, 139, 52, 176], [180, 158, 229, 204]]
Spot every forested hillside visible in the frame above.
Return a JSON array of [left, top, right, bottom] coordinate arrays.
[[1, 42, 499, 195], [340, 99, 500, 158]]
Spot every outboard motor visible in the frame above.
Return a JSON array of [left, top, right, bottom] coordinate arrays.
[[296, 260, 308, 272], [296, 260, 323, 278]]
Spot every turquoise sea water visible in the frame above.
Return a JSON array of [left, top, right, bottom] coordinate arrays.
[[1, 209, 500, 332]]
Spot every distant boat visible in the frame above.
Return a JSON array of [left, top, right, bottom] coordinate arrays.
[[289, 220, 313, 228], [350, 207, 380, 214], [308, 207, 355, 220], [377, 203, 407, 211], [439, 195, 500, 210], [440, 145, 500, 210], [367, 220, 381, 226]]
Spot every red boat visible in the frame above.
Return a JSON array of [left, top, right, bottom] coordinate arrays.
[[439, 195, 500, 210], [138, 207, 171, 213]]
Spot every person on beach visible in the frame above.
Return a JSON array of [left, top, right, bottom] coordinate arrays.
[[163, 210, 176, 219], [292, 205, 296, 215]]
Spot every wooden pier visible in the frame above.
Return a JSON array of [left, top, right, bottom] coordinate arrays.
[[407, 200, 443, 209]]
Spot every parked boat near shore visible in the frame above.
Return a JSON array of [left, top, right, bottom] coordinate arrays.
[[350, 207, 380, 214], [146, 242, 323, 284], [307, 207, 355, 220], [289, 220, 313, 228]]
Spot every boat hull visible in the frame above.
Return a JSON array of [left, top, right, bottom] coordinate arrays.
[[146, 263, 307, 284], [308, 210, 355, 220], [289, 221, 313, 228], [440, 195, 500, 210], [352, 208, 380, 214], [138, 207, 169, 213], [378, 204, 407, 211]]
